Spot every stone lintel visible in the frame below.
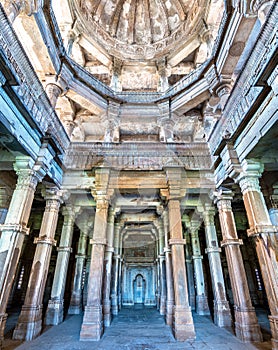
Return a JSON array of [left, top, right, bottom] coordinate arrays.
[[221, 238, 243, 247]]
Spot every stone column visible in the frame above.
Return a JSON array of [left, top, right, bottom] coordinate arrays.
[[183, 227, 196, 310], [0, 187, 11, 224], [236, 160, 278, 349], [189, 220, 210, 315], [45, 205, 77, 325], [269, 184, 278, 226], [83, 242, 92, 309], [202, 205, 232, 327], [80, 193, 110, 341], [0, 157, 45, 344], [103, 207, 116, 327], [168, 199, 195, 341], [45, 82, 62, 108], [13, 186, 62, 340], [68, 229, 88, 315], [2, 0, 22, 23], [162, 209, 174, 326], [111, 223, 121, 315], [157, 218, 167, 316], [215, 189, 262, 342]]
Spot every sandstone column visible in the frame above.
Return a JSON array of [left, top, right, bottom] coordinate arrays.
[[168, 199, 195, 340], [13, 186, 62, 340], [68, 222, 89, 315], [157, 218, 167, 315], [189, 219, 210, 315], [0, 187, 11, 224], [216, 189, 262, 342], [183, 227, 196, 310], [236, 160, 278, 348], [162, 209, 174, 326], [0, 156, 45, 344], [102, 207, 116, 327], [45, 205, 77, 325], [80, 168, 111, 341], [201, 205, 232, 327], [111, 223, 121, 315]]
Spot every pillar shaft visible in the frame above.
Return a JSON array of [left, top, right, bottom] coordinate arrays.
[[190, 222, 210, 315], [237, 163, 278, 348], [102, 208, 115, 327], [68, 232, 88, 314], [0, 157, 44, 343], [13, 187, 62, 341], [45, 206, 76, 325], [168, 199, 195, 341], [216, 190, 262, 342], [80, 198, 109, 341], [203, 207, 232, 327], [163, 210, 174, 326], [111, 224, 120, 315], [184, 230, 196, 310]]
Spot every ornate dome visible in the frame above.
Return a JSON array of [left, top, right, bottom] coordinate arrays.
[[71, 0, 208, 61]]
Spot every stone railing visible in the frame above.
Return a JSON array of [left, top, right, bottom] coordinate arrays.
[[0, 5, 69, 154], [209, 3, 278, 155], [64, 142, 212, 171]]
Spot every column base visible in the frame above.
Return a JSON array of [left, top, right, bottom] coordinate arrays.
[[196, 295, 210, 315], [13, 305, 42, 341], [214, 300, 232, 327], [234, 307, 262, 342], [103, 301, 112, 327], [68, 305, 82, 315], [166, 300, 174, 326], [45, 299, 64, 325], [80, 305, 103, 341], [269, 315, 278, 350], [172, 305, 195, 341], [0, 313, 8, 343]]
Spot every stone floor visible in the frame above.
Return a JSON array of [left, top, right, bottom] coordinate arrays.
[[3, 305, 272, 350]]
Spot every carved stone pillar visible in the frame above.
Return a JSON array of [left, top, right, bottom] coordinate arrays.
[[215, 189, 262, 342], [83, 242, 92, 308], [45, 83, 62, 109], [111, 223, 120, 315], [189, 220, 210, 316], [157, 59, 169, 92], [236, 160, 278, 349], [0, 187, 11, 224], [0, 156, 45, 344], [102, 207, 116, 327], [68, 228, 89, 315], [162, 209, 174, 326], [157, 219, 167, 316], [110, 58, 123, 92], [45, 205, 77, 325], [183, 228, 196, 310], [168, 199, 195, 341], [80, 190, 110, 341], [202, 206, 232, 327], [2, 0, 21, 23], [13, 186, 62, 341]]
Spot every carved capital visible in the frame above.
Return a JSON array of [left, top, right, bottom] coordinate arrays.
[[221, 239, 243, 247]]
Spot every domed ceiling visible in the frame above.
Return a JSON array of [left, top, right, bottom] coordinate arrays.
[[71, 0, 206, 61]]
